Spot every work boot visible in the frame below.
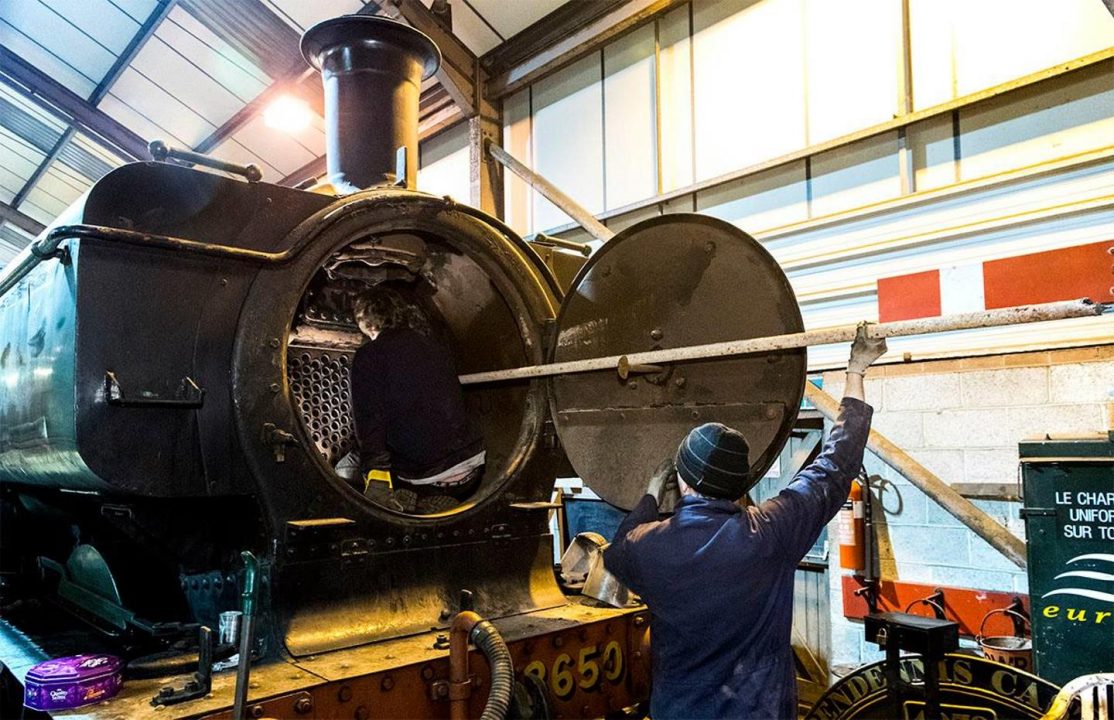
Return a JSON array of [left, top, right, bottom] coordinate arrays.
[[363, 483, 417, 513], [416, 494, 460, 514]]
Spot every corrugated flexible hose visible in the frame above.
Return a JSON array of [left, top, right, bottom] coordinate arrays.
[[470, 620, 514, 720]]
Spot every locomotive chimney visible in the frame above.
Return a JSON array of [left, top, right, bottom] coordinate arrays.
[[301, 16, 440, 193]]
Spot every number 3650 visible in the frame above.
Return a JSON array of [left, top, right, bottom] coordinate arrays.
[[523, 641, 624, 699]]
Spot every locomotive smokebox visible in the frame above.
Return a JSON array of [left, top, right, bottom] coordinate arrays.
[[302, 16, 440, 192]]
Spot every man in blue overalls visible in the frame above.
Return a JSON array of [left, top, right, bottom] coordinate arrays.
[[604, 326, 886, 719]]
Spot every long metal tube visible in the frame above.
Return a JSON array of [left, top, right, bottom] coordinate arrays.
[[804, 382, 1028, 568], [149, 139, 262, 182], [530, 232, 593, 257], [231, 551, 259, 720], [448, 610, 514, 720], [458, 298, 1102, 385], [449, 610, 482, 720], [0, 225, 303, 304], [0, 227, 68, 298], [486, 141, 615, 243]]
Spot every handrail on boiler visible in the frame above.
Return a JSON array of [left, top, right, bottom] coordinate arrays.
[[0, 223, 308, 301]]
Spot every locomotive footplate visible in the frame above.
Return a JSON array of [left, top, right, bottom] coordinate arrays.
[[0, 599, 650, 719]]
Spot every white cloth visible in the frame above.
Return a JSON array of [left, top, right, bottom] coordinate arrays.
[[401, 451, 486, 487], [336, 451, 360, 480], [335, 450, 485, 488]]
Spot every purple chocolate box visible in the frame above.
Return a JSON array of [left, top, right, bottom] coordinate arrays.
[[24, 654, 123, 711]]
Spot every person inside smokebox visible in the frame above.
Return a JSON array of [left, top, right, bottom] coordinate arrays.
[[603, 324, 887, 720], [337, 286, 485, 514]]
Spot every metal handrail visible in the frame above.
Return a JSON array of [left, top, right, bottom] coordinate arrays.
[[0, 223, 312, 302], [0, 195, 559, 303]]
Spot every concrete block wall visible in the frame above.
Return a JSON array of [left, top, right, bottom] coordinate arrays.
[[817, 346, 1114, 670]]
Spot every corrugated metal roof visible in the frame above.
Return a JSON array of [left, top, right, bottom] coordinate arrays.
[[263, 0, 365, 33], [467, 0, 567, 40], [0, 222, 31, 265], [0, 0, 576, 239]]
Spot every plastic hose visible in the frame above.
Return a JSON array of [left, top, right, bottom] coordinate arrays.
[[470, 620, 514, 720]]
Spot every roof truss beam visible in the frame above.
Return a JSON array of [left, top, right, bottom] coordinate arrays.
[[378, 0, 494, 119], [484, 0, 686, 99], [179, 0, 304, 79], [0, 46, 149, 161], [11, 0, 177, 207], [1, 201, 46, 236]]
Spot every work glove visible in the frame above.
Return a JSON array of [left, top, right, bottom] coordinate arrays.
[[847, 322, 888, 374], [646, 457, 680, 512]]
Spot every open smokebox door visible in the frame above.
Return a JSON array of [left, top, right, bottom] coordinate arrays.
[[548, 213, 808, 511]]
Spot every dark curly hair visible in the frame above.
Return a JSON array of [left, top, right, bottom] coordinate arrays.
[[352, 286, 431, 336]]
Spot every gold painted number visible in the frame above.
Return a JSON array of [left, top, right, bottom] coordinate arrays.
[[524, 660, 546, 684], [521, 640, 625, 699], [577, 644, 600, 689], [551, 653, 575, 699], [603, 640, 623, 682]]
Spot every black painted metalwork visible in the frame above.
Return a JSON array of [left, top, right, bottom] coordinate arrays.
[[0, 17, 810, 697], [301, 15, 441, 191], [149, 139, 263, 182]]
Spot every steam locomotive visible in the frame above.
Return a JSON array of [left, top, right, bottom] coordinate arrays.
[[0, 14, 806, 718]]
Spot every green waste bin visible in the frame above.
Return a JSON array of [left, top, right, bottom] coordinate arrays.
[[1020, 433, 1114, 686]]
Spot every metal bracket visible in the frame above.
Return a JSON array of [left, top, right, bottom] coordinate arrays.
[[905, 588, 948, 620], [429, 677, 475, 702], [104, 372, 205, 409], [149, 139, 262, 182], [616, 355, 667, 383], [28, 244, 71, 265], [262, 423, 297, 462], [541, 417, 558, 449], [151, 625, 213, 706], [855, 582, 880, 614], [1007, 596, 1030, 636]]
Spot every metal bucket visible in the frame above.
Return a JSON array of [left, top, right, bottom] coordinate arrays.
[[978, 608, 1032, 671], [558, 532, 607, 589]]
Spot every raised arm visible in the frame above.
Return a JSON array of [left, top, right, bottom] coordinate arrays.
[[752, 324, 886, 560], [602, 461, 671, 592]]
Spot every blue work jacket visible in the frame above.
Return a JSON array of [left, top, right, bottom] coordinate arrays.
[[604, 398, 873, 719]]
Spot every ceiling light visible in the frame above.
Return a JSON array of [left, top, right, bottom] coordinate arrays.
[[264, 95, 312, 133]]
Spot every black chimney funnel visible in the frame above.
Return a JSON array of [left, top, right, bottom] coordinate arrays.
[[301, 16, 440, 193]]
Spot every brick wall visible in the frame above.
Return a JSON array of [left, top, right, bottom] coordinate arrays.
[[818, 346, 1114, 670]]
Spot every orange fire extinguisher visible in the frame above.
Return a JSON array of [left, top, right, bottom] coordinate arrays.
[[839, 479, 866, 574]]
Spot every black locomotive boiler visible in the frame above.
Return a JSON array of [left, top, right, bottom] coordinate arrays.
[[0, 15, 806, 718]]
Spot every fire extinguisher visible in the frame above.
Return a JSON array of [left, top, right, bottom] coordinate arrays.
[[839, 479, 866, 574]]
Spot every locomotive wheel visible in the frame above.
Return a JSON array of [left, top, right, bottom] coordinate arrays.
[[805, 653, 1060, 720]]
